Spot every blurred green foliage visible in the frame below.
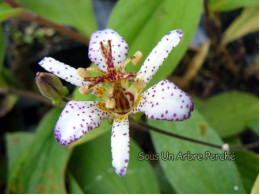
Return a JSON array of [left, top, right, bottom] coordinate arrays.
[[1, 0, 259, 194]]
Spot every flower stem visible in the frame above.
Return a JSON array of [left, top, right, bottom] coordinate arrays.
[[130, 120, 259, 151], [4, 0, 89, 45]]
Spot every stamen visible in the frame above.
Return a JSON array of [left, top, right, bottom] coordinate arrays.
[[77, 68, 91, 78], [79, 86, 93, 95], [132, 51, 143, 66], [106, 98, 116, 109]]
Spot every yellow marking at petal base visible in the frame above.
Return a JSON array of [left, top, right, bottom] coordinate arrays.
[[115, 115, 127, 121], [98, 102, 112, 113], [131, 95, 143, 111], [94, 86, 108, 98]]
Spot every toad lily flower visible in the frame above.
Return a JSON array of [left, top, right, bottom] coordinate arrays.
[[38, 29, 194, 176]]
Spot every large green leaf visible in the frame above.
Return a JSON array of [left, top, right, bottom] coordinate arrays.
[[235, 150, 259, 193], [0, 2, 24, 23], [198, 92, 259, 138], [247, 119, 259, 135], [18, 0, 97, 37], [69, 132, 160, 193], [6, 132, 34, 172], [7, 108, 72, 193], [0, 26, 4, 68], [108, 0, 202, 88], [67, 172, 84, 194], [209, 0, 259, 12], [222, 6, 259, 45], [149, 110, 246, 193]]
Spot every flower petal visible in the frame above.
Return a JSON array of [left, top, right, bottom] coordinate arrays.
[[133, 80, 194, 121], [88, 29, 129, 71], [55, 101, 110, 145], [111, 117, 130, 177], [136, 30, 183, 84], [39, 57, 88, 87]]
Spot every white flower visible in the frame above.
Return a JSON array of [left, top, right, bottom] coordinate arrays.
[[38, 29, 194, 176]]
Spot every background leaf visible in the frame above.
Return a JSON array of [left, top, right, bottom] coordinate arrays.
[[222, 6, 259, 45], [18, 0, 97, 37], [197, 92, 259, 138], [7, 108, 72, 193], [234, 150, 259, 193], [209, 0, 259, 12], [0, 2, 24, 22], [69, 132, 160, 194], [149, 110, 246, 193], [247, 120, 259, 135], [6, 132, 34, 172], [67, 172, 84, 194], [108, 0, 202, 88]]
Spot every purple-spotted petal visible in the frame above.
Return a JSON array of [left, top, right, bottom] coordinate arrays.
[[39, 57, 88, 87], [133, 80, 194, 121], [88, 29, 129, 71], [136, 30, 183, 84], [55, 101, 109, 145], [111, 117, 130, 177]]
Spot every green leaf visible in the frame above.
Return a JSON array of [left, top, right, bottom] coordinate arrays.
[[209, 0, 259, 12], [235, 150, 259, 193], [0, 2, 24, 23], [154, 164, 175, 193], [197, 92, 259, 138], [18, 0, 97, 37], [222, 6, 259, 45], [6, 132, 34, 173], [69, 132, 160, 193], [247, 120, 259, 135], [108, 0, 202, 88], [149, 110, 246, 193], [0, 26, 4, 69], [7, 108, 72, 193], [67, 172, 84, 194], [251, 175, 259, 194]]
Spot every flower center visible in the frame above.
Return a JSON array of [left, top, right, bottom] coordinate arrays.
[[77, 40, 145, 115]]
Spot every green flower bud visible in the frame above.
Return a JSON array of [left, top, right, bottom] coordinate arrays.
[[36, 72, 68, 105]]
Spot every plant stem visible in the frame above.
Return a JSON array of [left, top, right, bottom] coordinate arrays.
[[4, 0, 89, 45], [0, 88, 52, 105]]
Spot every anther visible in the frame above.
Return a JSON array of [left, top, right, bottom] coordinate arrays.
[[106, 98, 116, 109], [132, 51, 143, 66], [77, 68, 91, 78], [79, 86, 93, 95]]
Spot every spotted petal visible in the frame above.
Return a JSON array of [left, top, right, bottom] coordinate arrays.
[[39, 57, 88, 87], [55, 101, 110, 145], [111, 117, 130, 177], [88, 29, 129, 71], [136, 30, 183, 84], [133, 80, 194, 121]]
